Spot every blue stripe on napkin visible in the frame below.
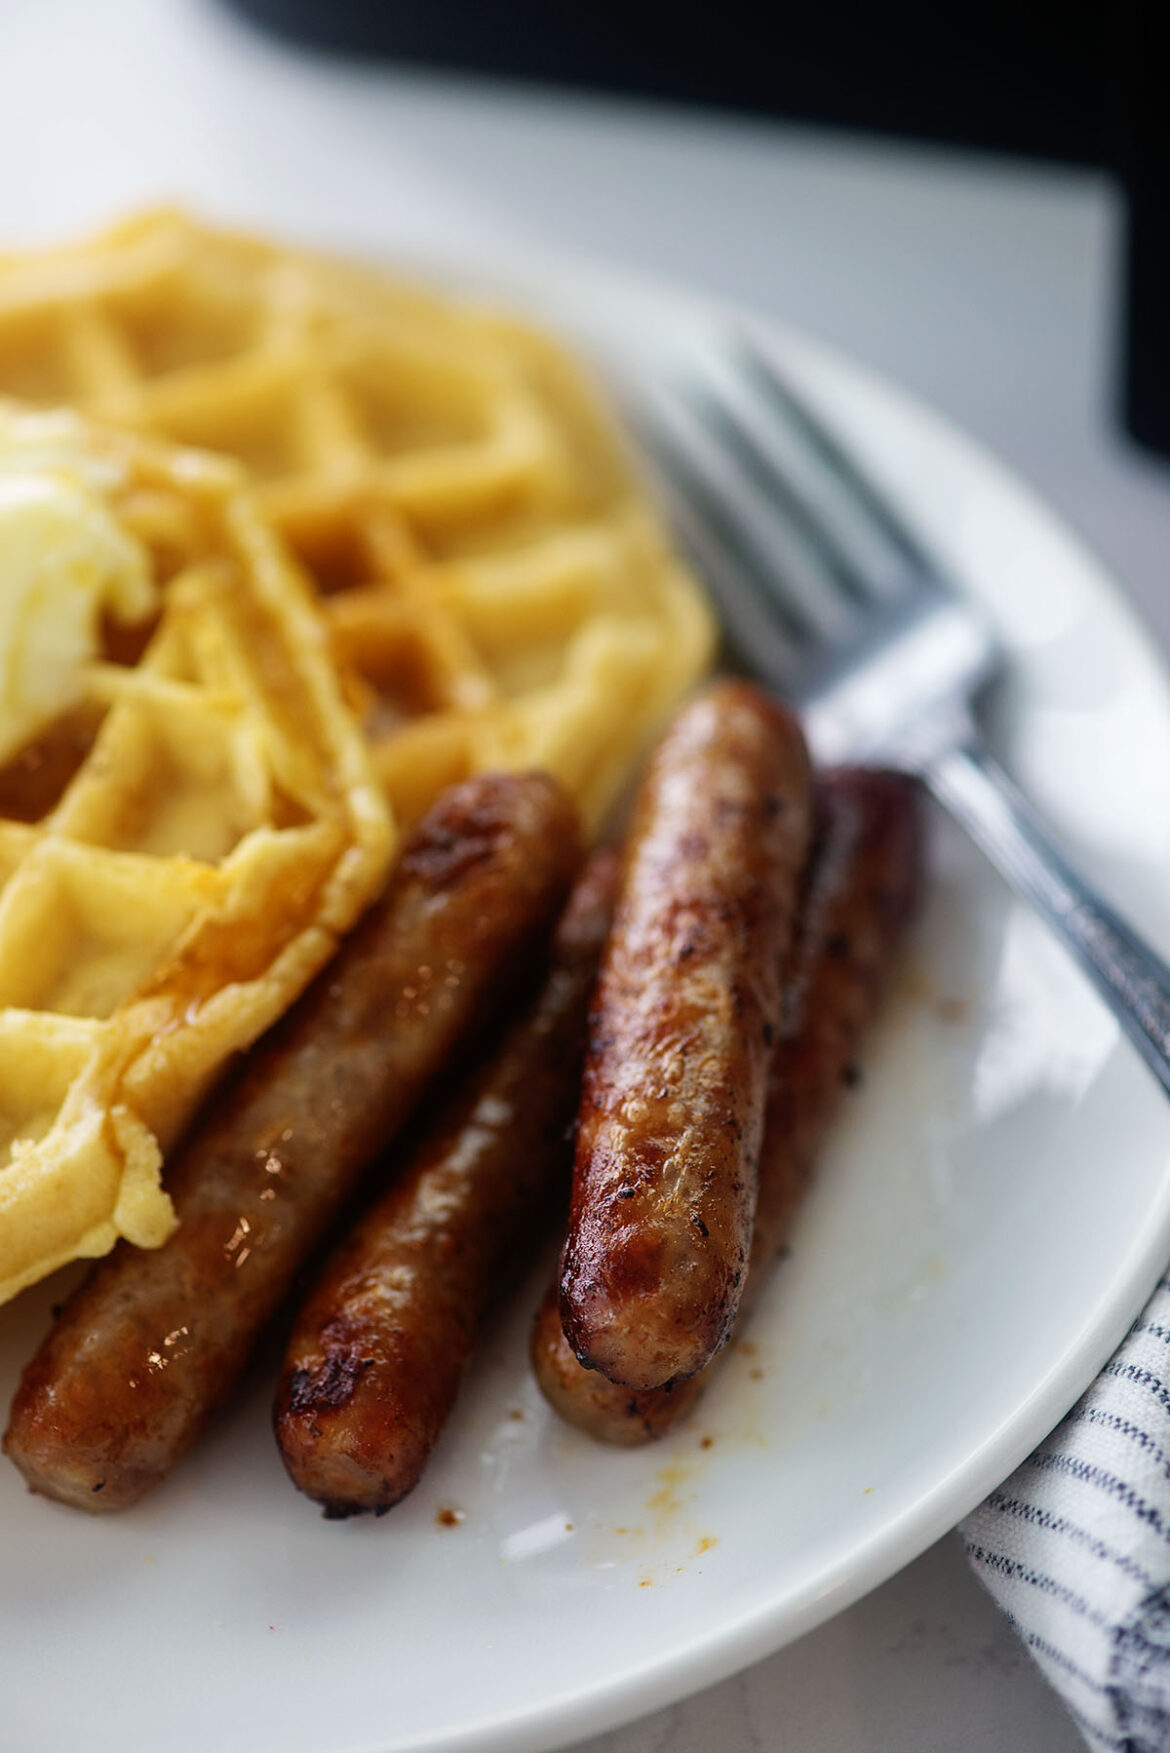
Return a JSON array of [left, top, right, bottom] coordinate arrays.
[[962, 1271, 1170, 1753]]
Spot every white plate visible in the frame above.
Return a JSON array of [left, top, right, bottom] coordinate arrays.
[[4, 248, 1170, 1753]]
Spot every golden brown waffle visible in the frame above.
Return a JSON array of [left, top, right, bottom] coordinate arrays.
[[0, 407, 390, 1303], [0, 209, 715, 831]]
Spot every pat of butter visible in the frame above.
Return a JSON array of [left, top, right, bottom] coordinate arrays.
[[0, 410, 156, 766]]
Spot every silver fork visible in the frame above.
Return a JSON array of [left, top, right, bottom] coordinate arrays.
[[633, 328, 1170, 1097]]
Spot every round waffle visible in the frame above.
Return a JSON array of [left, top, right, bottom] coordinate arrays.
[[0, 209, 715, 832], [0, 407, 390, 1303]]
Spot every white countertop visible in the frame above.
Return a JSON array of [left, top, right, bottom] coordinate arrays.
[[6, 2, 1170, 1748]]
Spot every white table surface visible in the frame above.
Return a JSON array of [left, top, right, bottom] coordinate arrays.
[[6, 2, 1170, 1749]]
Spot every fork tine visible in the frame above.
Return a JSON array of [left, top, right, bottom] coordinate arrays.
[[634, 374, 857, 648], [684, 363, 873, 609], [734, 330, 937, 580], [632, 412, 808, 692], [694, 345, 918, 606]]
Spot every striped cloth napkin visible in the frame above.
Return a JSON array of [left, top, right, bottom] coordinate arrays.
[[962, 1268, 1170, 1752]]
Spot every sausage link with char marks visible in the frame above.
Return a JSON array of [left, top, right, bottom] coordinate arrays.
[[535, 768, 923, 1443], [275, 850, 618, 1517], [4, 773, 581, 1512], [559, 681, 812, 1389]]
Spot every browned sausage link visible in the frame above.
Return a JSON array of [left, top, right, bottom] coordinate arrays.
[[535, 768, 923, 1443], [4, 773, 581, 1512], [559, 681, 812, 1390], [274, 850, 619, 1518]]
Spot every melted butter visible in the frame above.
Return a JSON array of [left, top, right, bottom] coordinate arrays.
[[0, 407, 156, 764]]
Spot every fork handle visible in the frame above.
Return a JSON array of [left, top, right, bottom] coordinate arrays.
[[926, 737, 1170, 1095]]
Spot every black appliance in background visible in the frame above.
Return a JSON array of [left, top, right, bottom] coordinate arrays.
[[226, 0, 1169, 461], [1120, 0, 1169, 456]]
